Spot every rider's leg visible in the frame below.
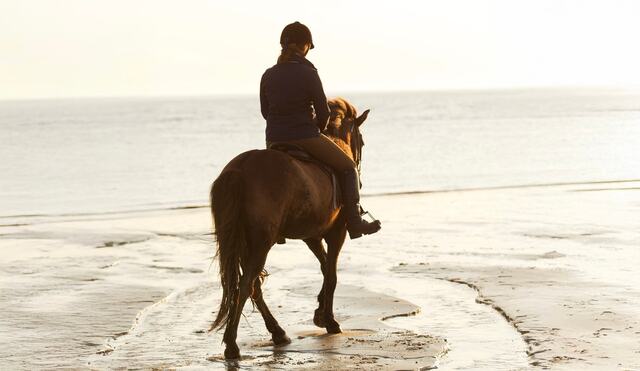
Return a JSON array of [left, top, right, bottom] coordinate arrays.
[[339, 167, 381, 239], [288, 135, 381, 239], [288, 134, 355, 171]]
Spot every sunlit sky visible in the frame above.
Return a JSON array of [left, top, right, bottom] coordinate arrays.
[[1, 0, 639, 100]]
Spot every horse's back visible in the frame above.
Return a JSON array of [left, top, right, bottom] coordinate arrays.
[[222, 149, 305, 194], [217, 148, 337, 239]]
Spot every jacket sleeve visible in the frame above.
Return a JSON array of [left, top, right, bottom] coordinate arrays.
[[259, 73, 269, 120], [309, 70, 330, 131]]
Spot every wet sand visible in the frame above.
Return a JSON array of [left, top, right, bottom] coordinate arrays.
[[1, 180, 639, 369]]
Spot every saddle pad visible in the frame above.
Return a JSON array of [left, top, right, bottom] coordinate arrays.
[[268, 143, 341, 210]]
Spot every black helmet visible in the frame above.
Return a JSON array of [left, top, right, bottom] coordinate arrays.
[[280, 21, 314, 49]]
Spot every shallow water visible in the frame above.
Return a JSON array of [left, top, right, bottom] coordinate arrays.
[[0, 206, 525, 369], [2, 182, 639, 369]]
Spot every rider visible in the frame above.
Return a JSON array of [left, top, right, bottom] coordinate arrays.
[[260, 21, 381, 239]]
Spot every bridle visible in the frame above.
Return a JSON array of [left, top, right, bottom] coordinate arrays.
[[349, 119, 364, 177], [326, 113, 365, 176], [349, 118, 375, 219]]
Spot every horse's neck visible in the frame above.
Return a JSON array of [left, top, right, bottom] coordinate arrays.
[[328, 137, 354, 160]]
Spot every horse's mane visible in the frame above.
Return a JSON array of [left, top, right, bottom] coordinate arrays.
[[328, 97, 357, 123], [325, 97, 358, 158]]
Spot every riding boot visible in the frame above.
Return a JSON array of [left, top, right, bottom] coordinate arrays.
[[341, 168, 381, 239]]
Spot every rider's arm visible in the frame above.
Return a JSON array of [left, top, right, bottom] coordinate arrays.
[[309, 70, 330, 131], [259, 73, 269, 120]]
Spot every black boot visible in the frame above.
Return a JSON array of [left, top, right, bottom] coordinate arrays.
[[341, 168, 381, 239]]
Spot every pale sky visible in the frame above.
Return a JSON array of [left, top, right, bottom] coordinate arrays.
[[1, 0, 639, 100]]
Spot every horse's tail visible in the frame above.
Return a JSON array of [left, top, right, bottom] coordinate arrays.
[[209, 170, 246, 331]]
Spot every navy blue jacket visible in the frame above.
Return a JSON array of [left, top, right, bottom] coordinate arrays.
[[260, 54, 330, 142]]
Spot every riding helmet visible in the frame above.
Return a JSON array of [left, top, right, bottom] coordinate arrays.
[[280, 21, 314, 49]]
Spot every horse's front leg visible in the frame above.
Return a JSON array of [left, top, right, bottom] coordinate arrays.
[[322, 224, 347, 334], [304, 238, 327, 327]]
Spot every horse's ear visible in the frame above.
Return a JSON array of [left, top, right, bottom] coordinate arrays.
[[355, 109, 370, 127]]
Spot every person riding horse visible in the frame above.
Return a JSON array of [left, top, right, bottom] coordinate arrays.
[[260, 21, 381, 239], [209, 22, 381, 360]]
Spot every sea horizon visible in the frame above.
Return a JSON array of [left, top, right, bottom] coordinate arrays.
[[2, 83, 639, 103]]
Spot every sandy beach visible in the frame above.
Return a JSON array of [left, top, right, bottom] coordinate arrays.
[[1, 179, 638, 369]]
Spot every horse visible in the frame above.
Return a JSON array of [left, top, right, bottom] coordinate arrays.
[[209, 97, 371, 359]]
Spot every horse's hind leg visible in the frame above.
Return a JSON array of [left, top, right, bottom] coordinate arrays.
[[222, 246, 269, 359], [304, 238, 327, 327], [222, 271, 254, 359], [252, 277, 290, 346]]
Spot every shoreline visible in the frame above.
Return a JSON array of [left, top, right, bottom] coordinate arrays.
[[2, 176, 638, 224]]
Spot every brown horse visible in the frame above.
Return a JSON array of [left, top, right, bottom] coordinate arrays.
[[209, 97, 371, 359]]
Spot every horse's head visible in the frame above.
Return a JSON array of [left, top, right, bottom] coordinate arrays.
[[323, 98, 370, 171]]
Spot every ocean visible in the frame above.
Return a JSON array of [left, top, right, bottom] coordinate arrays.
[[1, 87, 639, 219], [1, 88, 640, 369]]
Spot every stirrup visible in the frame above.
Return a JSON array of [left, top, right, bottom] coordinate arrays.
[[360, 210, 377, 223]]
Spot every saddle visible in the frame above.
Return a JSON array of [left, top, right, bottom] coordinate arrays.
[[268, 143, 342, 244]]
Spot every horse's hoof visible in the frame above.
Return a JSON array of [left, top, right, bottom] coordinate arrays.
[[326, 321, 342, 334], [272, 333, 291, 346], [224, 344, 240, 360], [313, 310, 326, 327]]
